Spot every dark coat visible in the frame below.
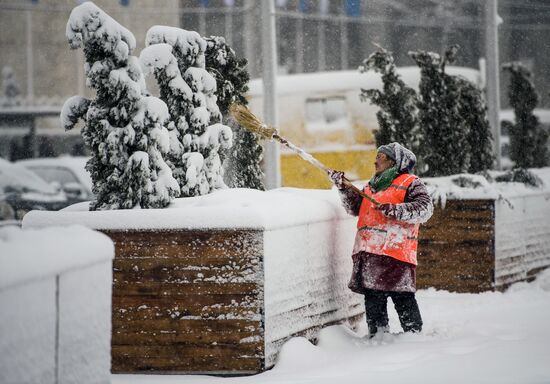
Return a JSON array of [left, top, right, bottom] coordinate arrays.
[[338, 175, 433, 293]]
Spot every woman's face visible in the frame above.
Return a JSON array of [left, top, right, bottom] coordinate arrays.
[[374, 152, 395, 176]]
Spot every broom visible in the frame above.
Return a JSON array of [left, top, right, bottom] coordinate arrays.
[[229, 103, 380, 206]]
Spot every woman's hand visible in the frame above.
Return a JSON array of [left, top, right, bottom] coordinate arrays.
[[329, 170, 346, 189], [377, 203, 395, 216]]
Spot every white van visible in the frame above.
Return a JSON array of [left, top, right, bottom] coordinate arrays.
[[246, 67, 483, 188], [247, 67, 483, 149]]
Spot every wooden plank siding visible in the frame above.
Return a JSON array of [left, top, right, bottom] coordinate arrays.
[[416, 196, 550, 293], [416, 200, 496, 293], [104, 229, 265, 375]]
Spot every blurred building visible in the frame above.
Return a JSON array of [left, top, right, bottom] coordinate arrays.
[[1, 0, 550, 163], [0, 0, 179, 159]]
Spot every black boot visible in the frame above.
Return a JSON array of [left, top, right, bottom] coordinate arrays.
[[391, 291, 423, 333], [364, 289, 390, 337]]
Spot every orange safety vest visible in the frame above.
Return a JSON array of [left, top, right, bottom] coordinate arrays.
[[355, 173, 419, 265]]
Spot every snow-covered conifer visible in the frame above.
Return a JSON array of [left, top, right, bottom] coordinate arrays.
[[455, 77, 494, 173], [205, 36, 264, 190], [502, 62, 549, 168], [62, 2, 179, 210], [359, 47, 419, 151], [409, 45, 470, 177], [204, 36, 249, 115], [144, 26, 232, 196], [140, 43, 207, 195]]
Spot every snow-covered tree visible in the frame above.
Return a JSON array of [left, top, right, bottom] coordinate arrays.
[[359, 47, 419, 151], [204, 36, 264, 190], [143, 26, 233, 197], [502, 62, 549, 168], [455, 76, 494, 173], [409, 45, 470, 177], [1, 66, 20, 106], [139, 43, 206, 195], [62, 2, 179, 210], [205, 36, 249, 114]]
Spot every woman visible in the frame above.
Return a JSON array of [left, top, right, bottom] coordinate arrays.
[[330, 142, 433, 336]]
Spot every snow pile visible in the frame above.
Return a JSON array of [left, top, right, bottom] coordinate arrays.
[[23, 187, 351, 231], [0, 226, 114, 384], [424, 168, 550, 207], [113, 269, 550, 384], [425, 173, 500, 207], [0, 225, 113, 289]]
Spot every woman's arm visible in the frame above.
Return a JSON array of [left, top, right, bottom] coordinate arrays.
[[378, 178, 433, 224], [337, 186, 363, 217]]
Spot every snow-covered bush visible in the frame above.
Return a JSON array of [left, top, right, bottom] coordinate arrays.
[[359, 47, 419, 152], [409, 46, 471, 177], [494, 167, 543, 187], [139, 43, 206, 195], [502, 62, 549, 168], [204, 36, 264, 190], [455, 76, 494, 174], [359, 45, 493, 177], [204, 36, 249, 115], [143, 26, 232, 197], [62, 2, 179, 210]]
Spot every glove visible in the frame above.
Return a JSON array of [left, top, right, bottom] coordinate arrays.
[[377, 203, 394, 216], [329, 170, 346, 189]]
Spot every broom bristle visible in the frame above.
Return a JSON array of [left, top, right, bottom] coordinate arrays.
[[229, 103, 278, 139]]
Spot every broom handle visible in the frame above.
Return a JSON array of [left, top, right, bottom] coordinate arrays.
[[341, 179, 381, 207], [272, 133, 381, 206]]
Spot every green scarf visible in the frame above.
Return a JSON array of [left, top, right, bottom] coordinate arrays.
[[369, 166, 399, 192]]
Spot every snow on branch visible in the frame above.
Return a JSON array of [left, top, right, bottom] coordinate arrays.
[[146, 26, 207, 69], [66, 1, 136, 62], [61, 95, 91, 131], [139, 43, 193, 101], [200, 123, 233, 151]]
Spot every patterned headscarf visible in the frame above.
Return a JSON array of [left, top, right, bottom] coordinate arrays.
[[377, 142, 416, 173]]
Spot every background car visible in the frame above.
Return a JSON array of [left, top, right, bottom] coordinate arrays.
[[17, 156, 93, 203], [0, 158, 69, 224]]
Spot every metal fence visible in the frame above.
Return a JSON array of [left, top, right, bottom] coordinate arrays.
[[1, 0, 550, 106]]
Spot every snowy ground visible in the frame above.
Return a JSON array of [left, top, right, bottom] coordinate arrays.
[[114, 269, 550, 384]]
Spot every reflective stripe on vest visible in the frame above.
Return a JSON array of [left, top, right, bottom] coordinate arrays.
[[355, 173, 419, 265]]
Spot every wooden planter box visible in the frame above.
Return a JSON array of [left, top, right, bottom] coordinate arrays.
[[417, 199, 495, 293], [107, 229, 265, 374], [23, 191, 364, 375], [417, 192, 550, 293], [105, 219, 363, 374]]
